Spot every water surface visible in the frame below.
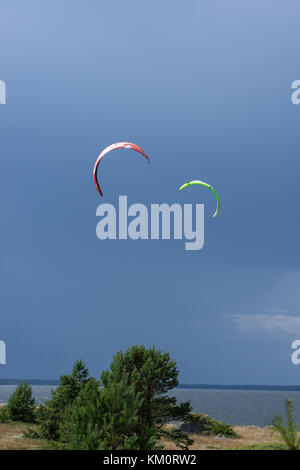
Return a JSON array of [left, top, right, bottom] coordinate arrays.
[[1, 385, 299, 426]]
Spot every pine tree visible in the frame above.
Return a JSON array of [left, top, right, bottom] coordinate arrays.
[[37, 360, 90, 440], [7, 382, 35, 422], [273, 399, 300, 450], [61, 378, 103, 449], [100, 352, 157, 450], [63, 354, 158, 450], [121, 345, 192, 449]]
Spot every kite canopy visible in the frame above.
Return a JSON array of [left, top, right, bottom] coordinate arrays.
[[93, 142, 150, 196], [179, 180, 220, 218]]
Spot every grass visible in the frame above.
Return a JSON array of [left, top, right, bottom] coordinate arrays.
[[0, 422, 49, 450], [0, 421, 294, 450], [161, 424, 290, 450]]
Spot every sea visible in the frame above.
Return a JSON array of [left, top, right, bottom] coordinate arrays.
[[1, 385, 300, 427]]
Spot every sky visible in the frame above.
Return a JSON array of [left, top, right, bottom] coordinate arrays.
[[0, 0, 300, 384]]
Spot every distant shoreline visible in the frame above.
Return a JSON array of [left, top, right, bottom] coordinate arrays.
[[177, 384, 300, 391], [1, 381, 300, 391], [0, 380, 59, 386]]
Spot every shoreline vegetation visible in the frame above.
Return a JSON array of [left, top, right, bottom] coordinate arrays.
[[0, 345, 298, 451], [0, 403, 291, 450], [0, 422, 290, 450]]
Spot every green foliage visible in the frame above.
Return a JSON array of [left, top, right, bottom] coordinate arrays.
[[33, 346, 193, 450], [207, 419, 238, 438], [247, 443, 287, 450], [6, 383, 35, 422], [273, 399, 300, 450], [121, 345, 192, 448], [0, 405, 11, 423], [185, 412, 210, 425], [23, 427, 42, 439], [37, 360, 90, 440], [59, 377, 102, 448], [99, 353, 157, 450], [62, 354, 158, 450], [159, 428, 193, 450], [184, 412, 238, 438]]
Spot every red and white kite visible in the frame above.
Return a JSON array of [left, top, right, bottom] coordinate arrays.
[[93, 142, 149, 196]]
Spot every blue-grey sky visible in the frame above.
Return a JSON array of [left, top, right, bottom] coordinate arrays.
[[1, 0, 300, 384]]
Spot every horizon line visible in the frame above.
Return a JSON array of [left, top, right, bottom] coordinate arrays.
[[1, 379, 300, 390]]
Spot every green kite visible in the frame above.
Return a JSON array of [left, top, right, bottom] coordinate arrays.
[[179, 180, 220, 218]]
